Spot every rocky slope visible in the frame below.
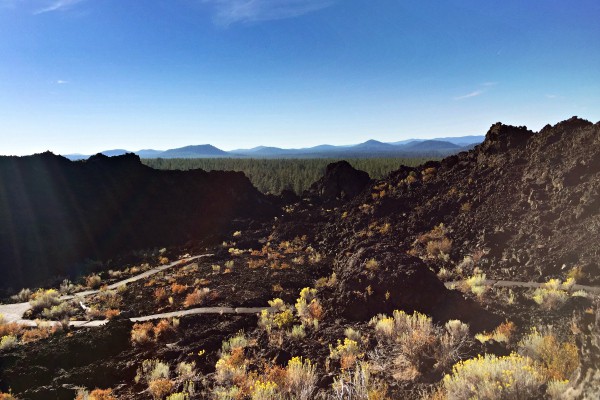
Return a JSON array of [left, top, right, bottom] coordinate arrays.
[[0, 153, 276, 294], [0, 117, 599, 399], [316, 117, 600, 286]]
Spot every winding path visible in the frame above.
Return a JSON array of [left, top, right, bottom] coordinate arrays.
[[444, 279, 600, 294], [2, 258, 599, 329], [0, 254, 211, 326]]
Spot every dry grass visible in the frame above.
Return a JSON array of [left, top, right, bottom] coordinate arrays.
[[183, 288, 210, 308], [148, 378, 174, 400], [75, 388, 117, 400], [171, 283, 187, 295], [518, 329, 579, 381], [21, 325, 60, 343], [154, 287, 168, 302], [0, 321, 25, 338], [131, 322, 154, 346], [85, 274, 102, 289]]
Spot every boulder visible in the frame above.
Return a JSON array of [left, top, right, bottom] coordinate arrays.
[[308, 161, 371, 202]]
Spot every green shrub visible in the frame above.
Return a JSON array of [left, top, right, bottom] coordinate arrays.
[[41, 301, 77, 320], [465, 273, 487, 297], [532, 279, 573, 310], [29, 289, 61, 313]]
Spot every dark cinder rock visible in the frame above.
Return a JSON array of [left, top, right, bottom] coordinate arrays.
[[307, 160, 371, 202], [331, 246, 447, 321]]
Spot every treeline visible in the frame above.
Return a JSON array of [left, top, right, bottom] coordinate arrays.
[[142, 157, 435, 194]]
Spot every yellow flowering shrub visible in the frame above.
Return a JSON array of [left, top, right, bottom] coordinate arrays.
[[443, 353, 544, 399], [295, 287, 324, 327], [250, 380, 278, 400], [330, 338, 362, 369], [518, 329, 579, 380], [285, 357, 317, 399]]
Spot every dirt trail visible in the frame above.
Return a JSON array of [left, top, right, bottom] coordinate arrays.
[[444, 279, 600, 294], [3, 258, 598, 329], [8, 306, 275, 328], [0, 255, 210, 324]]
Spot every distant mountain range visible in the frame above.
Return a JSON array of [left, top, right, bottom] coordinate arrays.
[[63, 135, 485, 160]]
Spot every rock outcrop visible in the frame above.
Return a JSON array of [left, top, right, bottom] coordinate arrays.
[[321, 117, 600, 285], [0, 152, 276, 292], [307, 160, 371, 202]]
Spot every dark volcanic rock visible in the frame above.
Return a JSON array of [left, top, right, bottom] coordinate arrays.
[[307, 160, 371, 202], [0, 320, 132, 398], [331, 246, 446, 321], [0, 152, 276, 292], [320, 117, 600, 284]]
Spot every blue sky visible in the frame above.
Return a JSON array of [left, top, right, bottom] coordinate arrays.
[[0, 0, 599, 155]]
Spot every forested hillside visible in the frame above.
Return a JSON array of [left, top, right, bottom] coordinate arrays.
[[142, 157, 434, 194]]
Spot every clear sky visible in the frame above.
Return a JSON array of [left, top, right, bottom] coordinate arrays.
[[1, 0, 599, 155]]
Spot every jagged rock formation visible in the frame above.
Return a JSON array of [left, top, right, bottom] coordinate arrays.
[[321, 117, 600, 285], [0, 152, 276, 293], [306, 160, 371, 202]]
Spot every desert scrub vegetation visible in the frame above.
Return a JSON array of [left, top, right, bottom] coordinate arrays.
[[329, 337, 364, 370], [465, 272, 487, 297], [475, 321, 516, 344], [0, 391, 16, 400], [295, 287, 324, 328], [531, 278, 576, 309], [0, 315, 25, 338], [369, 311, 472, 377], [59, 279, 83, 295], [214, 332, 250, 387], [10, 288, 32, 302], [443, 353, 544, 399], [259, 288, 324, 344], [517, 328, 579, 381], [0, 318, 62, 349], [331, 362, 389, 400], [41, 301, 78, 320], [171, 282, 188, 294], [259, 298, 295, 334], [131, 318, 179, 346], [135, 359, 197, 399], [20, 323, 62, 343], [183, 288, 210, 307], [0, 334, 18, 351], [85, 288, 123, 319], [85, 273, 102, 289], [409, 223, 452, 261], [29, 288, 61, 313], [75, 388, 117, 400], [213, 331, 318, 400], [441, 328, 579, 399]]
